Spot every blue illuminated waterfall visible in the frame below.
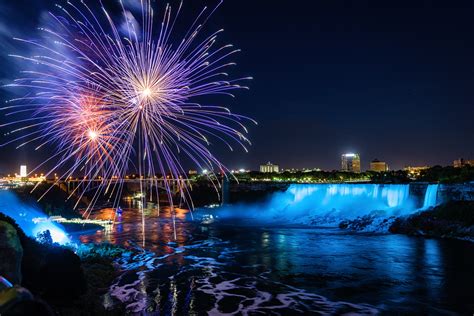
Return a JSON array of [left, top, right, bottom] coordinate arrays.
[[422, 184, 439, 209], [215, 183, 440, 226], [0, 190, 69, 244]]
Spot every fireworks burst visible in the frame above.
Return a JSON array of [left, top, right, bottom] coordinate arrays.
[[2, 0, 255, 241]]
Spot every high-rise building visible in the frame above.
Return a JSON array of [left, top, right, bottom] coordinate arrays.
[[19, 165, 27, 178], [370, 159, 389, 172], [341, 153, 361, 173], [260, 162, 279, 173]]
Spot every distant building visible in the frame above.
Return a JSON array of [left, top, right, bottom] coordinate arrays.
[[453, 158, 474, 168], [370, 159, 389, 172], [303, 168, 322, 173], [231, 169, 250, 174], [341, 153, 361, 173], [404, 166, 430, 177], [188, 170, 198, 175], [260, 162, 279, 173]]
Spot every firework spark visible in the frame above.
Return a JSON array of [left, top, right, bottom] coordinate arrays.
[[2, 0, 255, 241]]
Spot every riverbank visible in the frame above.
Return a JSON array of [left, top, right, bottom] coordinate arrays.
[[338, 201, 474, 242], [389, 201, 474, 241], [55, 244, 126, 315]]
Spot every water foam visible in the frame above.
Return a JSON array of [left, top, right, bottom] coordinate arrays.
[[213, 183, 439, 226]]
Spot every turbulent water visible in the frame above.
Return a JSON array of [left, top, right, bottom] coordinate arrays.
[[75, 187, 474, 315], [217, 183, 439, 227]]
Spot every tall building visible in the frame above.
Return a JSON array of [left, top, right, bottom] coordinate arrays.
[[260, 162, 279, 173], [19, 165, 27, 178], [370, 159, 389, 172], [453, 158, 474, 168], [341, 153, 361, 173]]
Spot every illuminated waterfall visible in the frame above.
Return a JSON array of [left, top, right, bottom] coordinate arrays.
[[215, 183, 439, 225], [278, 184, 414, 221], [422, 184, 439, 210], [0, 190, 69, 244]]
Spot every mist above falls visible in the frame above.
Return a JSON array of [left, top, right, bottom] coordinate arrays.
[[0, 190, 69, 244]]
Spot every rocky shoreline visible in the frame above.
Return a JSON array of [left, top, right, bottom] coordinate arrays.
[[389, 201, 474, 241], [339, 201, 474, 242], [0, 212, 125, 315]]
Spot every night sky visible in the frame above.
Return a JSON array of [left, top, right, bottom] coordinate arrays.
[[1, 0, 473, 173]]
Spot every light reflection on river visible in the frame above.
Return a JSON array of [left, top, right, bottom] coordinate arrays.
[[73, 201, 474, 315]]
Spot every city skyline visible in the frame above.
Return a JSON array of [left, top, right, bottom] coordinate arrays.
[[1, 153, 470, 178]]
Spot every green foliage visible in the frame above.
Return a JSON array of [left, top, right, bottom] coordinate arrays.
[[76, 243, 127, 262], [0, 212, 87, 305], [368, 170, 411, 183], [229, 170, 409, 183], [36, 230, 53, 245], [0, 212, 28, 241]]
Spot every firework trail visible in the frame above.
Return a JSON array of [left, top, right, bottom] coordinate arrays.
[[2, 0, 255, 241]]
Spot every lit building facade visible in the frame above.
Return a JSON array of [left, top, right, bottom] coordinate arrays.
[[404, 166, 429, 177], [341, 153, 361, 173], [453, 158, 474, 168], [260, 162, 279, 173], [370, 159, 389, 172]]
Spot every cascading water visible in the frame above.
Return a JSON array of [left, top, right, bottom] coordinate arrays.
[[0, 190, 69, 244], [212, 183, 440, 226], [422, 184, 439, 210]]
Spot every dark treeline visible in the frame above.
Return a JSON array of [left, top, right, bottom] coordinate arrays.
[[216, 166, 474, 184], [418, 165, 474, 183]]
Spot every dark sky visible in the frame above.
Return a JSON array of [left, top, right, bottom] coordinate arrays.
[[1, 0, 474, 173]]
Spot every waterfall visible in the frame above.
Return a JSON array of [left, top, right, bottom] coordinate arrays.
[[422, 184, 439, 210], [0, 190, 69, 244], [214, 183, 417, 225]]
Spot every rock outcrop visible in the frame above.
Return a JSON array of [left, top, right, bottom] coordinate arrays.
[[389, 201, 474, 241], [0, 221, 23, 284]]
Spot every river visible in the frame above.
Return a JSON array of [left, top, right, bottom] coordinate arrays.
[[74, 202, 474, 315]]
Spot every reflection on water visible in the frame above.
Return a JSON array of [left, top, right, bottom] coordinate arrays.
[[74, 203, 474, 314]]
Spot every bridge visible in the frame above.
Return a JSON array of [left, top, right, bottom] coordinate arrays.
[[46, 178, 196, 195]]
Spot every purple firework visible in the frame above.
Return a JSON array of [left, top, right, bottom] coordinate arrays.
[[2, 0, 255, 240]]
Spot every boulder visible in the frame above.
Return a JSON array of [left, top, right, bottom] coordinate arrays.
[[0, 221, 23, 284]]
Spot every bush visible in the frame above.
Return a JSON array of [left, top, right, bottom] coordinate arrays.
[[0, 212, 87, 304]]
